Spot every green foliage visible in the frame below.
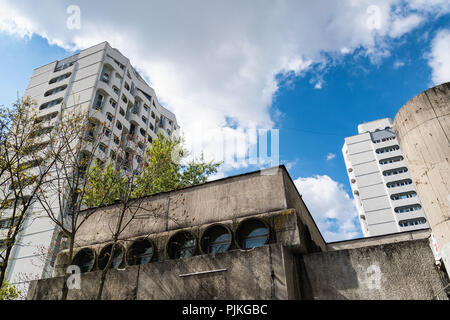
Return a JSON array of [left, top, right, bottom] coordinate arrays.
[[132, 133, 184, 198], [0, 279, 20, 300], [180, 153, 221, 187], [82, 159, 129, 207], [83, 132, 222, 206]]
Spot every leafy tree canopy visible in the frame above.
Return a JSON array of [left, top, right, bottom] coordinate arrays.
[[83, 133, 221, 207]]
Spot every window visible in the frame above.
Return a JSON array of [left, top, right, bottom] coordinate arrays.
[[72, 248, 95, 273], [126, 238, 154, 265], [383, 167, 408, 176], [49, 72, 71, 84], [99, 143, 107, 153], [119, 108, 125, 117], [122, 95, 127, 103], [132, 101, 140, 114], [54, 61, 74, 72], [394, 204, 422, 213], [110, 99, 117, 108], [387, 179, 412, 188], [106, 112, 113, 122], [399, 218, 427, 227], [143, 104, 149, 112], [0, 218, 13, 230], [151, 111, 155, 119], [147, 136, 152, 144], [167, 231, 197, 259], [124, 82, 130, 91], [236, 218, 270, 250], [391, 191, 417, 200], [34, 112, 59, 124], [113, 86, 119, 95], [140, 128, 146, 137], [116, 121, 123, 131], [94, 93, 104, 110], [138, 142, 145, 151], [113, 135, 119, 145], [98, 244, 124, 270], [101, 72, 110, 83], [39, 98, 63, 110], [44, 85, 67, 97], [373, 136, 395, 143], [379, 156, 403, 165], [142, 116, 147, 124], [149, 123, 154, 131], [200, 224, 231, 254], [376, 145, 400, 154]]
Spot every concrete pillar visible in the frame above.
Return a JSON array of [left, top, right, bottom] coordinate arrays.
[[394, 82, 450, 273]]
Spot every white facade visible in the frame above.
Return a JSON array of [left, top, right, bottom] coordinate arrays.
[[342, 118, 429, 237], [0, 42, 179, 295]]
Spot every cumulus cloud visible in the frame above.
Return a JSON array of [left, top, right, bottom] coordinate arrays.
[[294, 175, 361, 242], [389, 14, 424, 38], [428, 29, 450, 85], [326, 153, 336, 160], [0, 0, 446, 239], [0, 0, 441, 173], [393, 60, 405, 68]]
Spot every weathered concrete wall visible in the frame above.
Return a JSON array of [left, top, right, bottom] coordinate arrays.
[[327, 228, 431, 251], [74, 169, 289, 247], [282, 169, 327, 252], [28, 243, 299, 300], [394, 82, 450, 271], [53, 209, 303, 277], [302, 239, 447, 300]]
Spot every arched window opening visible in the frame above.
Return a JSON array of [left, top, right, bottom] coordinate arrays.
[[200, 224, 231, 254], [167, 231, 197, 259], [72, 248, 96, 273], [236, 218, 270, 250], [98, 244, 124, 270], [126, 238, 154, 265]]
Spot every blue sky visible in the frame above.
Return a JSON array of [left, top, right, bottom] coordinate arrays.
[[0, 1, 449, 241]]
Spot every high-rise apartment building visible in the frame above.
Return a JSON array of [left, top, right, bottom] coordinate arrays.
[[342, 118, 429, 237], [0, 42, 179, 294]]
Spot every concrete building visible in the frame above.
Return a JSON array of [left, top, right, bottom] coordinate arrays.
[[0, 42, 179, 295], [27, 166, 449, 300], [342, 118, 429, 237], [394, 82, 450, 274]]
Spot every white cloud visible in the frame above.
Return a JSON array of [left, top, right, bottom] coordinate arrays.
[[0, 1, 442, 168], [326, 153, 336, 160], [389, 14, 424, 38], [393, 60, 405, 68], [428, 29, 450, 85], [407, 0, 450, 15], [314, 81, 323, 90], [283, 158, 300, 171], [294, 175, 361, 242]]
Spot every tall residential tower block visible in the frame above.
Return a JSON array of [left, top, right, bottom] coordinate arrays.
[[342, 118, 429, 237], [0, 42, 179, 294]]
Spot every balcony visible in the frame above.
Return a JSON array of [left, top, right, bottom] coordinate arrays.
[[383, 171, 411, 184]]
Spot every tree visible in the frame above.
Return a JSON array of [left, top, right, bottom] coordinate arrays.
[[0, 279, 20, 300], [0, 97, 62, 294], [133, 132, 221, 196], [82, 132, 221, 299], [33, 103, 117, 300]]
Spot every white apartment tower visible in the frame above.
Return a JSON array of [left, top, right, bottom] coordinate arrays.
[[342, 118, 429, 237], [0, 42, 179, 294]]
